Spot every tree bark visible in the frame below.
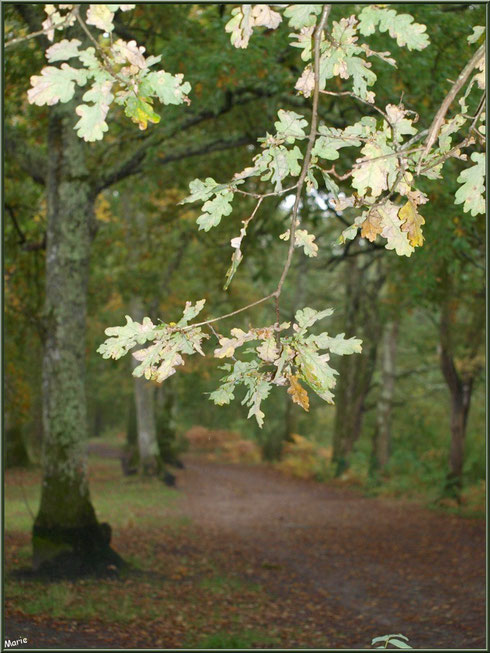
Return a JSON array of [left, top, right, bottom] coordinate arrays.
[[129, 297, 160, 476], [373, 318, 399, 471], [332, 257, 384, 476], [33, 101, 122, 576], [439, 302, 473, 497]]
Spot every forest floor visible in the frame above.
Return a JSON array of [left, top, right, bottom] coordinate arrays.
[[4, 443, 486, 650]]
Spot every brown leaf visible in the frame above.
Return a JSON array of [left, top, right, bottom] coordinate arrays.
[[360, 209, 383, 242], [287, 374, 310, 411]]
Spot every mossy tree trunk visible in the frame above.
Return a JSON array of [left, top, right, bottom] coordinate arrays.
[[129, 296, 161, 476], [373, 318, 399, 472], [33, 101, 122, 576]]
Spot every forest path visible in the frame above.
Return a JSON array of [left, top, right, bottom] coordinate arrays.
[[4, 453, 485, 649], [176, 456, 485, 649]]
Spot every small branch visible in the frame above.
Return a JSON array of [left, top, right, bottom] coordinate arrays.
[[418, 135, 474, 175], [320, 89, 389, 122], [6, 205, 26, 245], [275, 5, 331, 321], [234, 184, 298, 199], [74, 7, 130, 88], [321, 165, 352, 181], [5, 8, 76, 49], [353, 145, 425, 168], [181, 293, 276, 331], [417, 44, 485, 173]]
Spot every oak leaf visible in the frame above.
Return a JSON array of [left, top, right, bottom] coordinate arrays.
[[398, 200, 425, 247], [287, 375, 310, 411]]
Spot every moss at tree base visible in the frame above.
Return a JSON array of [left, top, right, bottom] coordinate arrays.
[[32, 521, 125, 579]]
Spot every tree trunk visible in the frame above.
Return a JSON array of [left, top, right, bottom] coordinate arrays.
[[33, 101, 122, 576], [439, 302, 473, 498], [373, 319, 399, 471], [5, 422, 30, 468], [332, 257, 384, 476], [129, 297, 160, 476]]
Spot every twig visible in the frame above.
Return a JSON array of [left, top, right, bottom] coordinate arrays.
[[234, 184, 298, 199], [74, 7, 132, 90], [274, 5, 331, 324], [4, 9, 76, 49], [418, 135, 474, 175], [6, 205, 26, 245], [417, 44, 485, 174], [181, 293, 276, 331], [320, 89, 390, 122]]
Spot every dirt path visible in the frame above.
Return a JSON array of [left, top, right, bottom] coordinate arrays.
[[177, 457, 485, 649], [4, 455, 485, 649]]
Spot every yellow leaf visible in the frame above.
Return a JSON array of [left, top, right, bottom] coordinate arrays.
[[398, 200, 425, 247], [287, 374, 310, 412]]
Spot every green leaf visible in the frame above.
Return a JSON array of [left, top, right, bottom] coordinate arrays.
[[372, 634, 409, 645], [313, 126, 360, 161], [284, 4, 322, 29], [209, 383, 235, 406], [142, 70, 191, 105], [197, 189, 234, 231], [274, 110, 308, 143], [385, 104, 418, 142], [388, 640, 412, 649], [346, 55, 377, 102], [45, 39, 82, 63], [178, 299, 206, 326], [290, 26, 315, 62], [224, 228, 247, 291], [320, 170, 340, 196], [312, 332, 363, 354], [454, 152, 485, 216], [181, 178, 220, 204], [257, 145, 303, 192], [295, 229, 318, 257], [358, 6, 429, 51], [294, 307, 334, 331], [351, 137, 396, 198], [294, 342, 337, 403], [97, 315, 157, 360], [225, 5, 281, 49], [27, 64, 87, 106], [242, 377, 272, 428], [123, 94, 160, 130], [468, 25, 485, 44], [285, 146, 303, 176], [74, 80, 114, 142]]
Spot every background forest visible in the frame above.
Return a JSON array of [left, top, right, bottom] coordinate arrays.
[[4, 2, 486, 650]]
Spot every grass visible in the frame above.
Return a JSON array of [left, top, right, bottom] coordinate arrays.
[[5, 577, 166, 622], [199, 573, 262, 595], [4, 449, 275, 645], [191, 629, 279, 649], [5, 454, 179, 533]]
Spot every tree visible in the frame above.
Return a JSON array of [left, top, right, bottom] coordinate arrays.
[[6, 4, 486, 571], [6, 3, 280, 573], [331, 255, 385, 476]]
